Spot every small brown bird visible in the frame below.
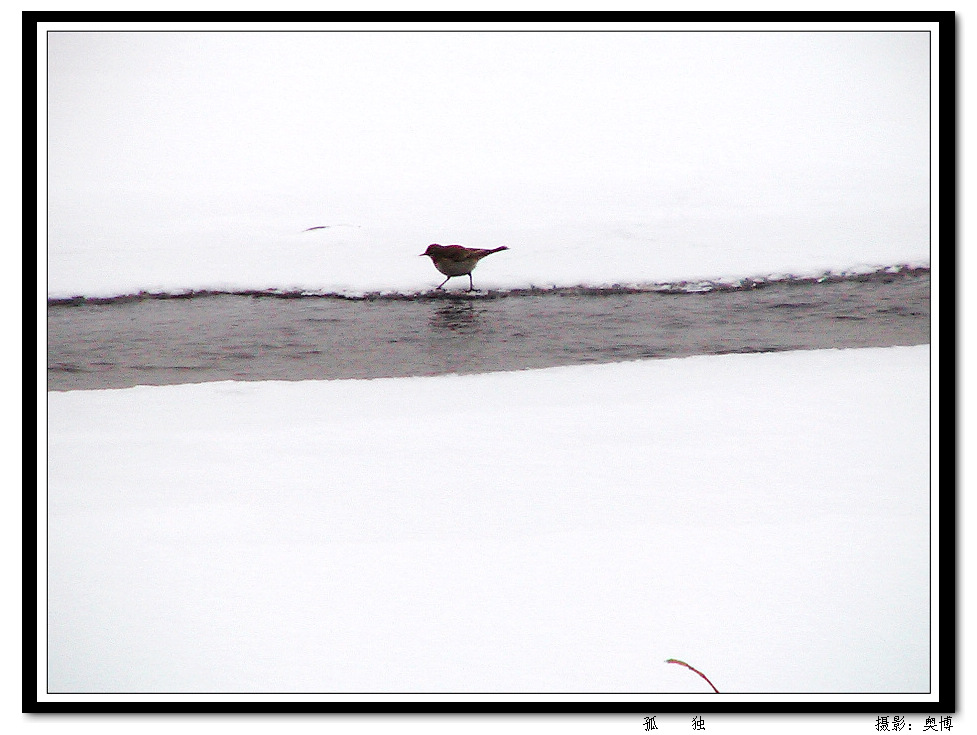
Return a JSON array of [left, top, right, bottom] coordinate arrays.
[[420, 244, 509, 291]]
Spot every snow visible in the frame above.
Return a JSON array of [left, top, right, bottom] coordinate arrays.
[[49, 209, 931, 300], [44, 30, 931, 299], [47, 346, 931, 695]]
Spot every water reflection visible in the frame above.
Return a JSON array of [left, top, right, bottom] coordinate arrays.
[[429, 301, 484, 335], [48, 274, 930, 391]]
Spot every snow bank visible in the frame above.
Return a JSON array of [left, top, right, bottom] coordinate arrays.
[[47, 346, 930, 695]]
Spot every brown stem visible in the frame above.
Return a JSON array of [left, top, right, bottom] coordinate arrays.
[[665, 658, 720, 693]]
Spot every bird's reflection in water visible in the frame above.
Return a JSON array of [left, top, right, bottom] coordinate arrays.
[[429, 300, 485, 335]]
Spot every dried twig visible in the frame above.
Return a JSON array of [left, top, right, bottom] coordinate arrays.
[[665, 658, 719, 693]]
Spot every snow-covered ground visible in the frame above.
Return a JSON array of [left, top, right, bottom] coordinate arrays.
[[47, 346, 931, 695], [45, 30, 931, 299], [48, 208, 931, 300]]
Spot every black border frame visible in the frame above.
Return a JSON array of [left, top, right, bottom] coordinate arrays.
[[26, 10, 955, 716]]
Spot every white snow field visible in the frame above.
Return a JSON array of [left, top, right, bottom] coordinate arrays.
[[47, 345, 930, 695], [45, 31, 931, 300]]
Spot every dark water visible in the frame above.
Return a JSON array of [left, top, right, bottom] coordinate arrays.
[[48, 270, 930, 392]]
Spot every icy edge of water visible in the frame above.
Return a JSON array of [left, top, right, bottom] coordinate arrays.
[[47, 344, 931, 397], [47, 263, 930, 307]]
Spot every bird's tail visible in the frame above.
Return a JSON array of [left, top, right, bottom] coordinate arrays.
[[489, 246, 509, 254]]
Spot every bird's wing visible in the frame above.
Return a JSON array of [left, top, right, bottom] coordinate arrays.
[[439, 245, 477, 261]]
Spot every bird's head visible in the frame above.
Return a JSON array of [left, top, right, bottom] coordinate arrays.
[[420, 244, 441, 258]]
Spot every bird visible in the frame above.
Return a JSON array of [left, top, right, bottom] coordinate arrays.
[[420, 244, 509, 291]]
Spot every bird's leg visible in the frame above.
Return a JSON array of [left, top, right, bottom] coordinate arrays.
[[437, 275, 451, 290], [467, 274, 474, 291]]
